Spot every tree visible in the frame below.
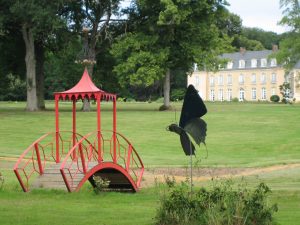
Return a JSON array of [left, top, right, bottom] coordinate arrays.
[[0, 0, 65, 111], [275, 0, 300, 69], [63, 0, 122, 111], [111, 0, 231, 109]]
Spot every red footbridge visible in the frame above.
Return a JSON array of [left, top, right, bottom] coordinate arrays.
[[14, 69, 144, 192]]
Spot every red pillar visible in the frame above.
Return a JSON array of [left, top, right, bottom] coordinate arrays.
[[55, 95, 60, 163], [113, 96, 117, 163], [72, 99, 77, 160], [97, 94, 102, 162]]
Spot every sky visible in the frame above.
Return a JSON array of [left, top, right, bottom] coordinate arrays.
[[226, 0, 289, 34]]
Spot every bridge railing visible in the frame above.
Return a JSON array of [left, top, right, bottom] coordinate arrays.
[[13, 131, 83, 192], [60, 130, 144, 192]]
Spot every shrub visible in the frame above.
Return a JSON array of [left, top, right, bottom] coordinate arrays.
[[155, 179, 278, 225], [232, 97, 239, 102], [92, 175, 110, 194], [270, 95, 280, 102]]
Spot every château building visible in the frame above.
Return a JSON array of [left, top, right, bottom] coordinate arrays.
[[188, 46, 300, 102]]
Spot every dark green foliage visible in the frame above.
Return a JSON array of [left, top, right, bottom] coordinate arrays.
[[279, 82, 292, 104], [270, 95, 280, 103], [171, 88, 185, 101], [155, 180, 278, 225]]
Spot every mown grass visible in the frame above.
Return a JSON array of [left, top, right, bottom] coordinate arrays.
[[0, 101, 300, 224]]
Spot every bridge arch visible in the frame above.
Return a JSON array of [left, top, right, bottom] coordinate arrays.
[[76, 162, 138, 192]]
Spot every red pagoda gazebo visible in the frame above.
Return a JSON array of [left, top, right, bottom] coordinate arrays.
[[14, 69, 144, 192]]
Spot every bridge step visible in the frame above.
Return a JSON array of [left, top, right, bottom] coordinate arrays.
[[31, 162, 98, 191]]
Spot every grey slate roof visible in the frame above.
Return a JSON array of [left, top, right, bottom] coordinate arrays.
[[220, 50, 276, 70]]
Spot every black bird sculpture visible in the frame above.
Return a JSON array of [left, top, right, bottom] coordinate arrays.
[[167, 85, 207, 155]]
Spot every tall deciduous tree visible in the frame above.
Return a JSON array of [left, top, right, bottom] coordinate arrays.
[[276, 0, 300, 69], [2, 0, 65, 111], [64, 0, 121, 111], [111, 0, 231, 109]]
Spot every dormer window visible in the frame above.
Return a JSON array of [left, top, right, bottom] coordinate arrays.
[[227, 61, 233, 69], [270, 58, 277, 67], [239, 60, 245, 68], [261, 58, 267, 67], [251, 59, 257, 68]]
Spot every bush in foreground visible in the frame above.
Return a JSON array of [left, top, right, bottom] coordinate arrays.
[[155, 179, 278, 225]]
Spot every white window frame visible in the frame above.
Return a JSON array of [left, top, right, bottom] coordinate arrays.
[[239, 60, 245, 69], [210, 76, 215, 86], [210, 89, 215, 101], [251, 73, 256, 84], [227, 61, 233, 69], [252, 88, 256, 100], [218, 74, 223, 85], [239, 88, 245, 101], [227, 74, 232, 85], [261, 73, 266, 84], [261, 87, 267, 100], [270, 58, 277, 67], [251, 59, 257, 68], [218, 89, 224, 101], [261, 58, 267, 67], [239, 74, 244, 84], [271, 73, 277, 83], [227, 89, 232, 101], [271, 88, 276, 96]]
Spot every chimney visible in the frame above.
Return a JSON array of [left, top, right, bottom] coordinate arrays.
[[272, 44, 278, 52], [240, 47, 246, 54]]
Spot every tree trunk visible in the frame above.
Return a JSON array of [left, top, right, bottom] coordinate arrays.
[[163, 69, 171, 108], [35, 41, 45, 110], [22, 24, 38, 111]]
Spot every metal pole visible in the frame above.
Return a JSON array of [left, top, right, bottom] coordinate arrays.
[[113, 96, 117, 163], [97, 94, 102, 162], [190, 140, 193, 193], [72, 99, 77, 160], [55, 95, 60, 163]]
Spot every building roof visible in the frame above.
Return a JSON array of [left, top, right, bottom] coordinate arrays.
[[220, 49, 277, 70]]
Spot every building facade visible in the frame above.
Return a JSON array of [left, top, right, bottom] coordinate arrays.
[[188, 47, 300, 102]]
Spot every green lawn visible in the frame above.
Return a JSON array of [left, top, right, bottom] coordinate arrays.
[[0, 101, 300, 224]]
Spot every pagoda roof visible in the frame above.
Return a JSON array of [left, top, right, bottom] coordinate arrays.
[[54, 68, 116, 101]]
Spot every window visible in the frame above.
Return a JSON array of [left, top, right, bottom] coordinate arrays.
[[227, 89, 232, 101], [251, 59, 257, 68], [218, 89, 224, 101], [271, 73, 277, 83], [270, 58, 277, 67], [251, 73, 256, 84], [195, 76, 200, 86], [261, 87, 267, 100], [210, 76, 215, 86], [271, 88, 276, 96], [239, 60, 245, 68], [261, 58, 267, 67], [252, 88, 256, 100], [239, 88, 245, 101], [261, 73, 266, 84], [210, 89, 215, 101], [227, 74, 232, 85], [239, 74, 244, 84], [227, 61, 233, 69], [218, 75, 223, 85]]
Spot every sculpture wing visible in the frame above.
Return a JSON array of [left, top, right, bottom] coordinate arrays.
[[167, 124, 195, 155], [179, 85, 207, 128], [184, 118, 207, 146]]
